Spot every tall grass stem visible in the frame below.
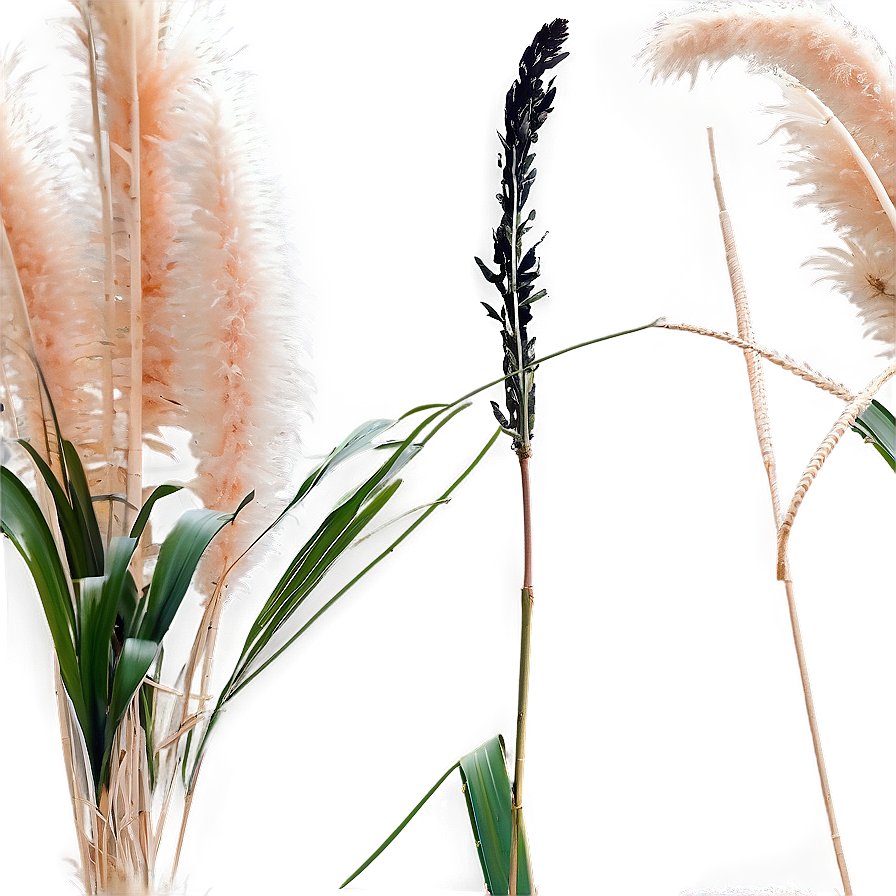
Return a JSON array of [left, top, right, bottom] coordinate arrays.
[[707, 127, 851, 894]]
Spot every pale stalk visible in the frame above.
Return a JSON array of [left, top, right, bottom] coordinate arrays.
[[55, 661, 96, 895], [707, 127, 851, 894], [165, 574, 227, 886], [124, 10, 143, 570], [82, 7, 117, 546], [169, 761, 200, 887]]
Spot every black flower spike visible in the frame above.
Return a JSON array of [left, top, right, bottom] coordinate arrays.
[[474, 19, 569, 455]]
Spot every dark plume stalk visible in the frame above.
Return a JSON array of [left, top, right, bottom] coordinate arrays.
[[475, 19, 569, 894]]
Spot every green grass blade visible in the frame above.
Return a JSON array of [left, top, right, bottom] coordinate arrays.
[[78, 538, 142, 783], [77, 575, 111, 783], [16, 439, 93, 578], [105, 638, 158, 771], [105, 536, 140, 638], [228, 427, 502, 702], [231, 478, 404, 689], [1, 466, 85, 721], [61, 440, 104, 574], [852, 399, 895, 471], [236, 427, 426, 661], [459, 735, 532, 895], [129, 483, 182, 540], [339, 761, 461, 889], [136, 507, 240, 643], [190, 422, 488, 789], [281, 419, 396, 521]]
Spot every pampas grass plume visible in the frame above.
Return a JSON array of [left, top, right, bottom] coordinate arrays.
[[640, 1, 895, 355], [1, 55, 104, 470], [166, 62, 312, 593]]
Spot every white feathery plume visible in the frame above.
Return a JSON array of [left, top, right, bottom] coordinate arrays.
[[640, 2, 895, 356], [164, 61, 313, 596]]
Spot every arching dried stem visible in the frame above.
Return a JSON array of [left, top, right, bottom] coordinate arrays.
[[658, 321, 856, 401], [776, 363, 895, 578], [707, 127, 852, 894]]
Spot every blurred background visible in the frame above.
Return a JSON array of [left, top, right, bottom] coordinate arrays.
[[3, 2, 893, 893]]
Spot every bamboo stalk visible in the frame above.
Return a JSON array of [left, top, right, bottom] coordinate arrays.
[[706, 127, 851, 894]]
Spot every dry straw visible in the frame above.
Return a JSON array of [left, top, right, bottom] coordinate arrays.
[[642, 4, 895, 892]]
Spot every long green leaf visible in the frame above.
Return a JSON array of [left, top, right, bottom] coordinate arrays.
[[105, 637, 158, 778], [129, 483, 183, 540], [231, 477, 404, 690], [187, 412, 461, 784], [104, 536, 140, 637], [16, 439, 94, 578], [278, 419, 395, 520], [226, 427, 502, 704], [1, 466, 85, 722], [78, 540, 142, 785], [852, 399, 895, 471], [61, 440, 104, 574], [339, 761, 461, 889], [136, 506, 243, 643], [231, 407, 463, 699], [78, 576, 111, 782], [459, 735, 532, 895]]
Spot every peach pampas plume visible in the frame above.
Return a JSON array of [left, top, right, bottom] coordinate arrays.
[[70, 1, 311, 564], [1, 54, 104, 473], [165, 61, 312, 596], [640, 2, 895, 356], [73, 1, 220, 531]]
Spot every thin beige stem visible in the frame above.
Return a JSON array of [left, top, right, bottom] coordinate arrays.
[[658, 321, 856, 401], [776, 364, 895, 578], [55, 661, 95, 895], [707, 127, 852, 894], [782, 577, 851, 892], [160, 577, 226, 878], [125, 8, 144, 573], [82, 4, 117, 543], [170, 759, 202, 887], [706, 126, 781, 520]]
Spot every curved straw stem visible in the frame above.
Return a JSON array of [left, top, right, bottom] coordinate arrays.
[[776, 363, 895, 578], [707, 127, 852, 894], [658, 321, 856, 401]]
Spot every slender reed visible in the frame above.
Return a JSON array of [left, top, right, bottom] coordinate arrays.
[[707, 128, 852, 894], [474, 19, 569, 893]]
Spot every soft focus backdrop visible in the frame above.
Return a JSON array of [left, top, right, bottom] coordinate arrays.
[[3, 2, 893, 894]]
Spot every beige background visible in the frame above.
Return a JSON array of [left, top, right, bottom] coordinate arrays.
[[3, 1, 894, 893]]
